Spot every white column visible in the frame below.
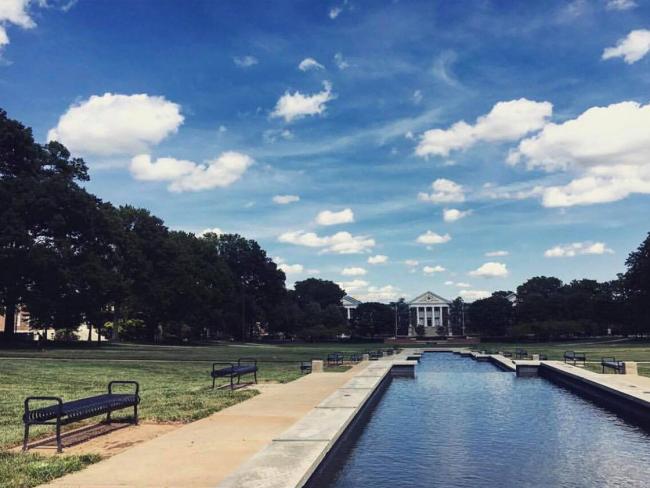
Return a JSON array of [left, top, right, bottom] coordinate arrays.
[[347, 307, 351, 320]]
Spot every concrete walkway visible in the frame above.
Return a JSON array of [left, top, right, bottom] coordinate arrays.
[[44, 364, 366, 488]]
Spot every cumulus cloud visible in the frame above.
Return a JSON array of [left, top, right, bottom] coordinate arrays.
[[416, 231, 452, 245], [423, 265, 445, 274], [416, 99, 552, 157], [233, 55, 258, 67], [404, 259, 419, 267], [337, 279, 369, 292], [316, 208, 354, 226], [278, 230, 375, 254], [0, 0, 36, 49], [544, 241, 613, 258], [197, 227, 223, 237], [469, 262, 509, 278], [509, 101, 650, 207], [359, 285, 401, 302], [460, 290, 490, 302], [273, 194, 300, 205], [130, 151, 253, 192], [606, 0, 636, 9], [368, 254, 388, 264], [278, 262, 304, 274], [342, 267, 367, 276], [48, 93, 183, 156], [443, 208, 471, 222], [602, 29, 650, 63], [271, 81, 335, 123], [418, 179, 465, 204], [485, 250, 509, 257], [298, 57, 324, 71]]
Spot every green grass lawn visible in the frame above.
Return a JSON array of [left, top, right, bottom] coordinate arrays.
[[0, 341, 368, 488]]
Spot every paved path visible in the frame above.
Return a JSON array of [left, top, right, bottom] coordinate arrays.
[[43, 364, 365, 488]]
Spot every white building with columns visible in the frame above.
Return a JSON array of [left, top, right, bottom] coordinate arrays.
[[408, 291, 452, 336], [341, 295, 362, 320]]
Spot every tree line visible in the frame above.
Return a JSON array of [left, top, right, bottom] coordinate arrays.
[[465, 236, 650, 339]]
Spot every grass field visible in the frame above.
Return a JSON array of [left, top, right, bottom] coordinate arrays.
[[0, 341, 370, 488]]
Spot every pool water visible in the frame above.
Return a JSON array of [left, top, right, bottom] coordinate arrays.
[[322, 353, 650, 487]]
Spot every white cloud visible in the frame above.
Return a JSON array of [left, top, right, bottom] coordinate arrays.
[[316, 208, 354, 225], [460, 290, 490, 302], [48, 93, 183, 156], [423, 265, 445, 274], [233, 55, 258, 68], [342, 267, 367, 276], [130, 151, 253, 192], [416, 99, 552, 157], [404, 259, 419, 267], [198, 227, 222, 237], [273, 194, 300, 205], [416, 230, 452, 245], [298, 57, 324, 71], [485, 250, 509, 257], [412, 90, 423, 105], [444, 280, 454, 286], [329, 7, 342, 19], [0, 0, 35, 48], [509, 101, 650, 207], [278, 262, 304, 274], [271, 81, 335, 123], [443, 208, 471, 222], [469, 262, 509, 278], [368, 254, 388, 264], [337, 279, 369, 292], [418, 179, 465, 204], [455, 282, 471, 288], [359, 285, 401, 302], [263, 129, 294, 143], [544, 241, 613, 258], [602, 29, 650, 63], [606, 0, 636, 9], [278, 230, 374, 254], [334, 52, 349, 70]]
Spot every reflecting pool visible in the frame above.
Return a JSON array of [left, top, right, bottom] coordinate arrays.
[[322, 353, 650, 487]]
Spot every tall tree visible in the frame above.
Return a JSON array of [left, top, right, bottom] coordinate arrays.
[[623, 232, 650, 334], [515, 276, 565, 324], [294, 278, 345, 309], [352, 302, 394, 338], [467, 293, 513, 336]]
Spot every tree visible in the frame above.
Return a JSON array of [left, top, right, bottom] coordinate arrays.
[[448, 297, 466, 336], [294, 278, 345, 309], [467, 294, 513, 336], [352, 302, 394, 338], [389, 298, 410, 336], [515, 276, 564, 324], [0, 109, 89, 341], [623, 232, 650, 334]]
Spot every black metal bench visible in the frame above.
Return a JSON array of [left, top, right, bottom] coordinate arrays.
[[601, 357, 625, 374], [327, 353, 343, 367], [515, 349, 528, 359], [300, 360, 312, 374], [22, 381, 139, 453], [502, 351, 513, 358], [211, 358, 258, 389], [349, 353, 362, 363], [564, 351, 586, 366], [385, 349, 394, 356], [368, 350, 381, 361]]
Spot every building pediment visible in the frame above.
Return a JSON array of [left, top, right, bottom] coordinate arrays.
[[408, 291, 450, 305], [341, 295, 362, 307]]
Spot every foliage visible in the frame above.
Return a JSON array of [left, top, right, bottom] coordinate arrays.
[[352, 302, 394, 337], [294, 278, 345, 309], [623, 232, 650, 334], [467, 294, 513, 336]]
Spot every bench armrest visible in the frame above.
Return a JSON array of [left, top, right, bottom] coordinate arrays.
[[24, 396, 63, 421], [238, 357, 257, 366], [212, 362, 235, 372], [602, 357, 616, 363], [108, 381, 140, 397]]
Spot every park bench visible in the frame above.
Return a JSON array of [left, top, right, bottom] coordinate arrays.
[[327, 352, 344, 366], [368, 350, 381, 361], [502, 351, 513, 358], [564, 351, 586, 366], [538, 354, 548, 361], [22, 381, 140, 453], [601, 357, 625, 374], [211, 358, 258, 389], [515, 349, 528, 359], [385, 349, 394, 356], [300, 360, 313, 374], [349, 353, 362, 363]]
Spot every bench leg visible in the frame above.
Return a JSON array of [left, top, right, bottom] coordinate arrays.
[[212, 376, 216, 389], [106, 411, 112, 424], [133, 404, 139, 425], [55, 419, 62, 453], [230, 375, 234, 390], [22, 423, 29, 452], [254, 370, 257, 384]]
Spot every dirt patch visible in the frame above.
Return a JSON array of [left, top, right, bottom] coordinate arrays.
[[13, 422, 179, 458]]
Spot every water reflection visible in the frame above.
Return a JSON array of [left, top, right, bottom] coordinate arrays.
[[324, 353, 650, 487]]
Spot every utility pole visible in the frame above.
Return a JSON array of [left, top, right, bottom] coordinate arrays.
[[394, 303, 398, 338]]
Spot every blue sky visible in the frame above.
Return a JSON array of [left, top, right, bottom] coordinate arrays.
[[2, 0, 650, 302]]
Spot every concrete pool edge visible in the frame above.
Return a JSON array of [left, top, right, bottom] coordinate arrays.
[[216, 354, 417, 488]]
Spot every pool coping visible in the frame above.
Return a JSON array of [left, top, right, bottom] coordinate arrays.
[[216, 354, 417, 488]]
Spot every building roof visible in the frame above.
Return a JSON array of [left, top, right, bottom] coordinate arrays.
[[341, 295, 362, 306], [408, 291, 451, 305]]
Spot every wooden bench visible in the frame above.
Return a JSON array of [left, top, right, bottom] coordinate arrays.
[[601, 357, 625, 374], [211, 358, 258, 389], [22, 381, 140, 453], [564, 351, 586, 366]]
